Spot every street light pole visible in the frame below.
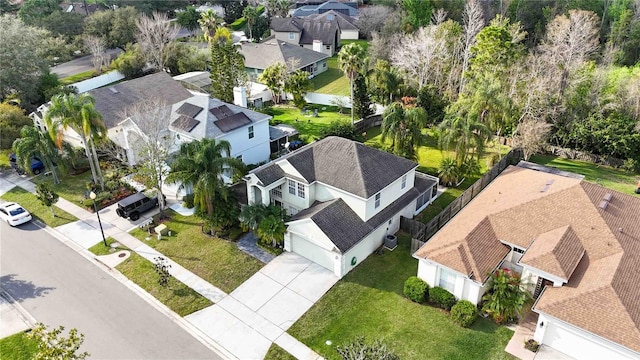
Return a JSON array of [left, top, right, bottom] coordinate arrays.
[[90, 191, 108, 247]]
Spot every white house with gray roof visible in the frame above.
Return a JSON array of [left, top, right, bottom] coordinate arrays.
[[240, 37, 330, 78], [244, 136, 439, 277]]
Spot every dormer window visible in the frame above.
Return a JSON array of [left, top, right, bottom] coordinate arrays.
[[375, 193, 381, 208]]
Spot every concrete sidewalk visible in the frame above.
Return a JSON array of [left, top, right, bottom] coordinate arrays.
[[1, 174, 327, 359]]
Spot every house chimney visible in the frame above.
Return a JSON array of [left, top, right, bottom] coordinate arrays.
[[233, 86, 247, 108], [313, 40, 323, 53]]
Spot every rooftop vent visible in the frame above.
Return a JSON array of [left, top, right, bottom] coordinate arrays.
[[109, 87, 119, 94], [598, 200, 609, 209], [540, 179, 555, 193], [603, 192, 613, 201]]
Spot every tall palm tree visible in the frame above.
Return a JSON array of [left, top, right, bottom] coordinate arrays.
[[198, 9, 224, 43], [12, 126, 62, 184], [44, 93, 106, 190], [166, 138, 244, 218], [242, 6, 260, 41], [438, 113, 492, 168], [381, 101, 427, 160], [338, 43, 367, 124]]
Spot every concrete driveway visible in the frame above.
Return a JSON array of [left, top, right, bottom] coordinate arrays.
[[186, 252, 338, 359]]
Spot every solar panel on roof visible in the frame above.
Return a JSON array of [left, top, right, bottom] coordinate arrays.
[[210, 107, 227, 119], [171, 115, 200, 133], [218, 105, 235, 116], [176, 102, 203, 118], [214, 112, 252, 132]]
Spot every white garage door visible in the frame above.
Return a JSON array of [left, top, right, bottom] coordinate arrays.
[[543, 321, 634, 360], [290, 236, 336, 272]]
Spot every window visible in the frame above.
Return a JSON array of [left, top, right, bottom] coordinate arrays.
[[513, 247, 525, 254], [323, 62, 327, 68], [325, 45, 331, 50], [288, 179, 296, 195], [248, 126, 254, 139], [297, 183, 305, 198], [401, 175, 407, 189], [288, 32, 295, 40], [375, 193, 381, 208], [271, 185, 282, 198], [439, 268, 456, 293]]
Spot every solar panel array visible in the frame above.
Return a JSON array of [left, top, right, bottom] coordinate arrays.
[[176, 102, 203, 118], [214, 112, 252, 132], [171, 115, 200, 133]]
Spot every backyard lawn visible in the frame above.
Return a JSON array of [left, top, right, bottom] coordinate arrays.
[[310, 57, 349, 96], [269, 104, 352, 141], [0, 187, 78, 227], [88, 239, 212, 316], [129, 210, 263, 293], [529, 154, 640, 194], [286, 233, 514, 360], [0, 332, 38, 360]]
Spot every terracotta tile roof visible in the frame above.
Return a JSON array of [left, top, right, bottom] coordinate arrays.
[[519, 225, 585, 281], [414, 164, 640, 353]]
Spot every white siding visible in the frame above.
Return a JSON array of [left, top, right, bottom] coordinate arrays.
[[417, 260, 438, 287], [219, 119, 270, 165], [418, 260, 487, 305], [363, 169, 416, 221], [534, 313, 640, 360], [313, 183, 366, 219], [340, 30, 359, 40]]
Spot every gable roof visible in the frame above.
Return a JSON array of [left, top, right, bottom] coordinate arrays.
[[240, 38, 329, 71], [168, 95, 271, 139], [89, 72, 192, 129], [307, 10, 358, 30], [414, 163, 640, 354], [251, 136, 418, 198], [270, 17, 340, 46], [519, 225, 585, 281], [293, 0, 358, 17]]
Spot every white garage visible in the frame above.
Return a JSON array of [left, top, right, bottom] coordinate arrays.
[[289, 235, 336, 272], [535, 313, 639, 360]]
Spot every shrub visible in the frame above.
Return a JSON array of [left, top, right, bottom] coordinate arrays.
[[482, 268, 531, 324], [403, 276, 429, 303], [319, 120, 357, 140], [524, 339, 539, 352], [182, 193, 195, 209], [429, 287, 456, 310], [450, 300, 478, 327]]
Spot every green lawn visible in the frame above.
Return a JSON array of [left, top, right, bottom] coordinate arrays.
[[287, 233, 514, 359], [270, 104, 352, 141], [529, 154, 640, 194], [0, 331, 38, 360], [264, 344, 297, 360], [340, 39, 370, 51], [0, 149, 11, 168], [88, 237, 118, 256], [32, 170, 94, 210], [129, 211, 263, 293], [60, 70, 97, 85], [0, 187, 78, 227], [88, 241, 212, 316], [310, 57, 349, 96]]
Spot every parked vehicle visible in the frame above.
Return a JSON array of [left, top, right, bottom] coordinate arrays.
[[115, 192, 159, 221], [9, 153, 45, 175], [0, 202, 33, 226]]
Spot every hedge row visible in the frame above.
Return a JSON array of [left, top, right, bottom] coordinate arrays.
[[403, 277, 478, 327]]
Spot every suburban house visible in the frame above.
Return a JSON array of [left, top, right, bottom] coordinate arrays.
[[244, 136, 439, 278], [305, 11, 359, 40], [292, 0, 358, 17], [270, 17, 341, 56], [240, 37, 330, 78], [173, 71, 273, 107], [31, 73, 271, 169], [414, 162, 640, 360], [59, 2, 105, 16]]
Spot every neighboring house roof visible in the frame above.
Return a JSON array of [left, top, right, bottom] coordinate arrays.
[[59, 2, 104, 15], [251, 136, 418, 198], [307, 10, 358, 31], [168, 95, 271, 139], [270, 18, 340, 47], [269, 124, 298, 141], [293, 0, 358, 17], [240, 38, 329, 71], [89, 72, 192, 129], [414, 163, 640, 354]]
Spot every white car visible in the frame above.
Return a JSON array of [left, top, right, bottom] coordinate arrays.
[[0, 202, 33, 226]]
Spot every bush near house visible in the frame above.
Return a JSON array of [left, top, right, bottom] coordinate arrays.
[[403, 276, 429, 303], [450, 300, 479, 327], [429, 287, 457, 310]]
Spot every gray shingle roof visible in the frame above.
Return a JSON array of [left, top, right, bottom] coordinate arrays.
[[89, 72, 192, 129], [240, 39, 329, 71], [251, 136, 418, 198], [290, 187, 421, 252], [270, 18, 303, 32], [293, 0, 358, 17], [270, 17, 340, 47], [307, 10, 358, 30]]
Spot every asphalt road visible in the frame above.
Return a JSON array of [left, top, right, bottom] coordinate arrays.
[[0, 221, 222, 359], [51, 48, 123, 79]]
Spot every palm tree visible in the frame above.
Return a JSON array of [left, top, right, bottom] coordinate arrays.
[[242, 6, 260, 41], [166, 138, 244, 218], [257, 215, 287, 248], [381, 101, 427, 160], [45, 93, 106, 190], [369, 60, 402, 105], [198, 9, 224, 43], [12, 126, 62, 184], [338, 43, 367, 124], [438, 114, 491, 169]]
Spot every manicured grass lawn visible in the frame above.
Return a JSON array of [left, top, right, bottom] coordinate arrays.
[[60, 70, 97, 85], [88, 236, 118, 256], [264, 344, 296, 360], [0, 331, 38, 360], [310, 57, 349, 96], [88, 240, 212, 316], [0, 149, 11, 168], [129, 210, 264, 293], [529, 154, 640, 194], [340, 39, 370, 51], [288, 233, 514, 359], [269, 104, 352, 141], [0, 187, 78, 227], [32, 170, 94, 210]]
